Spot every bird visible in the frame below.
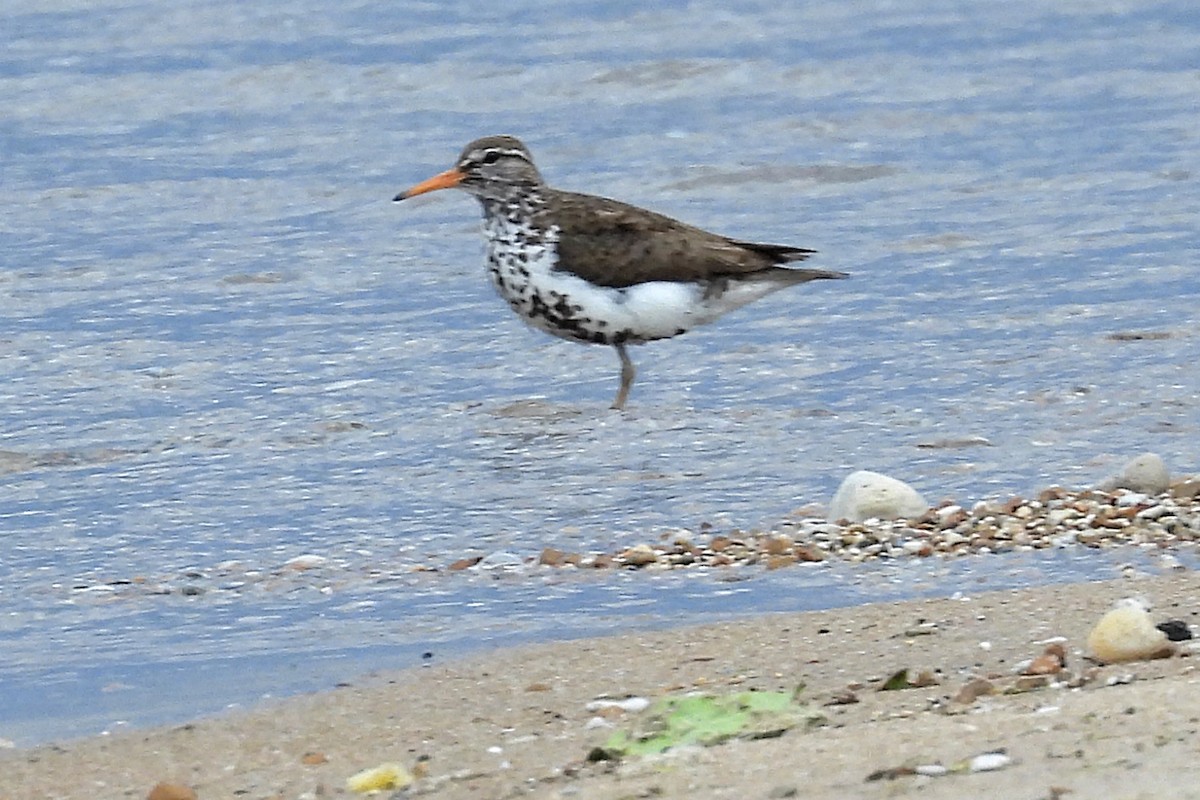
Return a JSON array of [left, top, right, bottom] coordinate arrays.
[[394, 135, 846, 410]]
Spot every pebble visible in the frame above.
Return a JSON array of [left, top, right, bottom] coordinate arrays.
[[146, 784, 197, 800], [914, 764, 949, 777], [1022, 650, 1065, 676], [620, 544, 660, 567], [585, 697, 651, 713], [828, 470, 929, 522], [952, 677, 995, 704], [1087, 599, 1175, 663], [1100, 452, 1171, 495], [968, 751, 1013, 772], [1155, 620, 1193, 642]]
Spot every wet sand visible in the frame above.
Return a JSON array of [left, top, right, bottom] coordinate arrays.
[[2, 570, 1196, 800]]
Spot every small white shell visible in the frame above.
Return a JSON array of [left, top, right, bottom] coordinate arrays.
[[968, 751, 1012, 772], [586, 696, 650, 713]]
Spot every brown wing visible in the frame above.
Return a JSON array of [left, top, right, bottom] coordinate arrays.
[[548, 190, 818, 288]]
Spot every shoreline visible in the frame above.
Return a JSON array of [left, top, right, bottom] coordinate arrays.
[[3, 570, 1197, 799]]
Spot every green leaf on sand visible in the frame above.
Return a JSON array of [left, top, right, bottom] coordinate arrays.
[[599, 688, 824, 758]]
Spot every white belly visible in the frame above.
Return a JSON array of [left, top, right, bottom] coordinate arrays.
[[482, 215, 787, 346]]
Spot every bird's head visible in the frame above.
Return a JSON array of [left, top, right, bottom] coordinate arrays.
[[394, 135, 543, 203]]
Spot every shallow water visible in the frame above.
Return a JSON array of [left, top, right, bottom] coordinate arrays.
[[1, 0, 1197, 744]]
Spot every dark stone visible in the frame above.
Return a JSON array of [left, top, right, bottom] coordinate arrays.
[[1157, 620, 1193, 641]]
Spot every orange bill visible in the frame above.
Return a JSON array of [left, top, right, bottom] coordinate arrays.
[[393, 168, 464, 201]]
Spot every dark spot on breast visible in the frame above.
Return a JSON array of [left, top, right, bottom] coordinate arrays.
[[522, 289, 599, 341], [529, 292, 551, 318]]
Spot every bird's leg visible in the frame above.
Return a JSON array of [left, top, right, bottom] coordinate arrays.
[[611, 343, 636, 410]]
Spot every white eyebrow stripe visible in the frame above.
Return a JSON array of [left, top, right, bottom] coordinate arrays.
[[467, 148, 531, 164]]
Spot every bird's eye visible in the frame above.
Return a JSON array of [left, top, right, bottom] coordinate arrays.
[[481, 151, 501, 165]]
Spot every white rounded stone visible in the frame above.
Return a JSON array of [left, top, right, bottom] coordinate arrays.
[[1101, 452, 1170, 494], [828, 470, 929, 523], [1086, 598, 1173, 663]]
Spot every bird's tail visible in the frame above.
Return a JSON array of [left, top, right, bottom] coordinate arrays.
[[769, 266, 849, 285], [730, 241, 818, 263]]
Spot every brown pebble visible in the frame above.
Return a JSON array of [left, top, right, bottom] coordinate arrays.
[[621, 544, 659, 566], [913, 508, 941, 526], [525, 682, 551, 692], [147, 783, 197, 800], [761, 534, 793, 556], [1038, 487, 1067, 503], [1000, 496, 1025, 514], [1010, 674, 1051, 692], [824, 689, 859, 706], [1170, 477, 1200, 500], [300, 751, 328, 765], [765, 554, 796, 570], [794, 545, 826, 562], [937, 509, 968, 529], [953, 677, 996, 704], [910, 670, 940, 687], [448, 556, 482, 571], [538, 547, 568, 566], [593, 705, 628, 719], [1023, 653, 1065, 676]]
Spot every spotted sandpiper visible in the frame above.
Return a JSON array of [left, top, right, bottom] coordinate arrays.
[[394, 135, 846, 410]]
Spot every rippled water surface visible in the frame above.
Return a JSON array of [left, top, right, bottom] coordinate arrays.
[[1, 0, 1197, 744]]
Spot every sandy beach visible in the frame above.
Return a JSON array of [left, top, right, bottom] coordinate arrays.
[[2, 569, 1196, 800]]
